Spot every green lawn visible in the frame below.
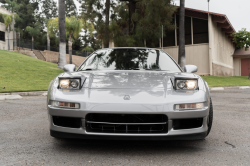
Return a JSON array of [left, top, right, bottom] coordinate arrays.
[[0, 50, 63, 93], [202, 76, 250, 87]]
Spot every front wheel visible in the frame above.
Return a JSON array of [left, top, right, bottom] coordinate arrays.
[[206, 97, 213, 136]]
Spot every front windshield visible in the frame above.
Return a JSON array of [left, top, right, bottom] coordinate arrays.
[[78, 49, 181, 72]]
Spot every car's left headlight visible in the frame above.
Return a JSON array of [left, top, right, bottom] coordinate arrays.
[[175, 79, 198, 90], [59, 78, 81, 89]]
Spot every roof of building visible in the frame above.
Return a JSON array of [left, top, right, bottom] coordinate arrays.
[[176, 7, 236, 41], [233, 48, 250, 57], [0, 6, 13, 15]]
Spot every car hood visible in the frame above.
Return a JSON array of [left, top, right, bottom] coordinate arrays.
[[60, 70, 198, 90]]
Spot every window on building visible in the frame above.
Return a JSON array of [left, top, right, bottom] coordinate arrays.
[[176, 15, 192, 45], [0, 31, 5, 42], [193, 18, 209, 44]]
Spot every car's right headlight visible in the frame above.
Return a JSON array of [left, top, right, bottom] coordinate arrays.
[[58, 78, 81, 89]]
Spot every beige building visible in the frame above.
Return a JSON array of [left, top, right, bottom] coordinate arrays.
[[0, 6, 15, 50], [109, 8, 240, 76]]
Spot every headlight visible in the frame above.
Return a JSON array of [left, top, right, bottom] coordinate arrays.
[[59, 78, 80, 89], [175, 79, 198, 90], [175, 103, 205, 110]]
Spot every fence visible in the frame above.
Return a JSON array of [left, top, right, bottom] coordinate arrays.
[[6, 38, 90, 57]]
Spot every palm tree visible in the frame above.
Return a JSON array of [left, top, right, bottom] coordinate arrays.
[[3, 15, 12, 50], [25, 26, 39, 50], [104, 0, 110, 48], [178, 0, 186, 69], [58, 0, 67, 69], [45, 19, 51, 51], [48, 16, 94, 64], [65, 16, 83, 64]]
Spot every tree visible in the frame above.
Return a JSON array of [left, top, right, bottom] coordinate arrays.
[[232, 28, 250, 51], [79, 0, 118, 48], [26, 26, 40, 50], [41, 0, 58, 51], [65, 16, 83, 64], [1, 0, 39, 40], [58, 0, 67, 69], [108, 0, 176, 47], [104, 0, 110, 48], [65, 0, 77, 17], [178, 0, 185, 69], [48, 16, 94, 64], [3, 14, 12, 50]]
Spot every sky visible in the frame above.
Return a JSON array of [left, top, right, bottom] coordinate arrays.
[[173, 0, 250, 32]]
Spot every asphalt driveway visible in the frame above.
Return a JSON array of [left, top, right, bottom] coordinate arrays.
[[0, 89, 250, 165]]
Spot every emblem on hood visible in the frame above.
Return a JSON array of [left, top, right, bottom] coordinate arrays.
[[124, 95, 130, 100]]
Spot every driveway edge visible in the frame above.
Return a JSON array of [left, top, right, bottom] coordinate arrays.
[[0, 91, 48, 96]]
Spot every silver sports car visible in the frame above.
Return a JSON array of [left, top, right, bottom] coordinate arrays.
[[47, 48, 213, 140]]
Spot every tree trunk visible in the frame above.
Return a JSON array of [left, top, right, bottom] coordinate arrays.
[[19, 32, 20, 51], [58, 0, 67, 68], [8, 26, 10, 50], [32, 36, 34, 50], [178, 0, 186, 69], [47, 31, 50, 51], [103, 0, 110, 48], [12, 14, 15, 50], [68, 34, 73, 64], [129, 0, 136, 35]]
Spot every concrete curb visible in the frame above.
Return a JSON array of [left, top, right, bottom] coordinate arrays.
[[0, 91, 47, 96], [210, 86, 250, 91], [0, 95, 23, 100]]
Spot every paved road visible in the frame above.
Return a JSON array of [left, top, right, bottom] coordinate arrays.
[[1, 89, 250, 166]]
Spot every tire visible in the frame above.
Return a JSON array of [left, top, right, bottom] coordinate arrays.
[[206, 97, 213, 136]]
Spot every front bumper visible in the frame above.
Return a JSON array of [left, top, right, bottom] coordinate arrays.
[[47, 104, 209, 140]]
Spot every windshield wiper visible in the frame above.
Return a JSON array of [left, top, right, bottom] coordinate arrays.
[[129, 68, 145, 70], [82, 68, 96, 71]]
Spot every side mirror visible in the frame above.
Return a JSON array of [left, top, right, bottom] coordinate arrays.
[[63, 64, 76, 72], [184, 65, 198, 73]]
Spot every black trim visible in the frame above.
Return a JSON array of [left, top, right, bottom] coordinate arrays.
[[50, 130, 207, 140]]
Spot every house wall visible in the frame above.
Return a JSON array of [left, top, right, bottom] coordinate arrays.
[[0, 6, 12, 15], [163, 43, 209, 75], [0, 22, 14, 50], [0, 7, 15, 51], [233, 58, 241, 76], [209, 15, 235, 76], [0, 22, 6, 50]]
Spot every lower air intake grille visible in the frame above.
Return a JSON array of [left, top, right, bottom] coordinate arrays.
[[53, 116, 82, 128], [173, 118, 203, 130], [85, 114, 168, 134]]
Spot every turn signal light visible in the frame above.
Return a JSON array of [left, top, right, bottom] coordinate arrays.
[[51, 101, 80, 109], [175, 103, 204, 110]]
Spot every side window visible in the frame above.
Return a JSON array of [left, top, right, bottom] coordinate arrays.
[[159, 51, 181, 72]]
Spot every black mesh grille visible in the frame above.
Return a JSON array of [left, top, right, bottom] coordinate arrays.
[[173, 118, 203, 130], [85, 114, 168, 134], [53, 116, 82, 128]]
